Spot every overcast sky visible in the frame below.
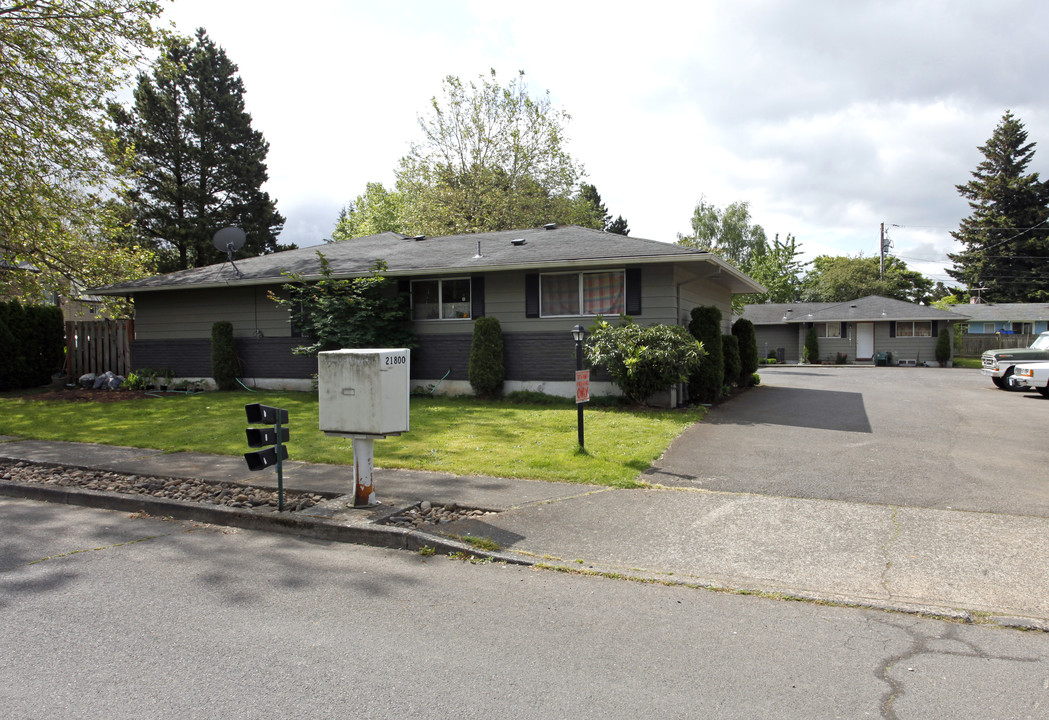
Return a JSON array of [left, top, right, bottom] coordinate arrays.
[[159, 0, 1049, 287]]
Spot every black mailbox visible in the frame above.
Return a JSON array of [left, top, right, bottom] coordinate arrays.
[[244, 444, 289, 471], [245, 403, 289, 425]]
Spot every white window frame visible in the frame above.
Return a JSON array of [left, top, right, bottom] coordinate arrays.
[[539, 270, 626, 318], [815, 321, 842, 339], [411, 277, 471, 321]]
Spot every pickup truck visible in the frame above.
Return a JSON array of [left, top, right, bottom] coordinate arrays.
[[981, 331, 1049, 389], [1012, 361, 1049, 397]]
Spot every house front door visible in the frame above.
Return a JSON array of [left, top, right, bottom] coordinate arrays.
[[857, 322, 874, 360]]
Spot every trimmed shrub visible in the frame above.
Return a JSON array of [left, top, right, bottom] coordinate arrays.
[[688, 305, 723, 403], [804, 325, 819, 363], [936, 327, 951, 365], [586, 317, 705, 406], [211, 321, 239, 391], [722, 334, 741, 388], [468, 316, 505, 398], [732, 318, 758, 381]]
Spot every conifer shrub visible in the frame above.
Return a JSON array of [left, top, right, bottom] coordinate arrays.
[[722, 334, 741, 388], [732, 318, 758, 381], [936, 327, 952, 365], [468, 316, 505, 398], [0, 301, 63, 389], [804, 325, 820, 363], [687, 305, 723, 403], [211, 321, 239, 391]]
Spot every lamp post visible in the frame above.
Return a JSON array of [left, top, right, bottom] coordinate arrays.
[[572, 324, 587, 449]]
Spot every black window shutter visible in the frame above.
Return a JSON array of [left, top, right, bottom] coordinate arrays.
[[840, 321, 846, 339], [398, 279, 411, 310], [525, 274, 539, 318], [625, 268, 642, 315], [471, 276, 485, 318], [889, 321, 896, 338]]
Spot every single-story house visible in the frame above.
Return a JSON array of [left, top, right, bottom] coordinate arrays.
[[739, 295, 969, 366], [93, 225, 764, 404], [944, 302, 1049, 336]]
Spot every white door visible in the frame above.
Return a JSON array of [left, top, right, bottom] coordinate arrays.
[[857, 322, 874, 360]]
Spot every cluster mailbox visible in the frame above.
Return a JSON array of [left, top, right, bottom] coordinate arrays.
[[318, 349, 410, 437], [318, 348, 410, 507]]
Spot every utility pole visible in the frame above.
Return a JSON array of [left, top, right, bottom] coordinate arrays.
[[879, 222, 885, 278]]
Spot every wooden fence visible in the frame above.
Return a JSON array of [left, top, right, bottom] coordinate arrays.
[[957, 334, 1034, 357], [65, 320, 134, 378]]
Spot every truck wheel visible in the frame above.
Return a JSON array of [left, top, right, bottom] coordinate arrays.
[[1038, 387, 1049, 398], [992, 376, 1006, 389], [1001, 367, 1022, 391]]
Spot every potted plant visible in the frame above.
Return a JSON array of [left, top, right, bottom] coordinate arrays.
[[157, 367, 175, 392]]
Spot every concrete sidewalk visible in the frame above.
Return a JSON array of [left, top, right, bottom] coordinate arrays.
[[1, 437, 1047, 629]]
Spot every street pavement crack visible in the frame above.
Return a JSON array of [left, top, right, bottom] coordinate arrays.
[[10, 534, 167, 570], [872, 615, 1041, 719], [880, 506, 902, 598]]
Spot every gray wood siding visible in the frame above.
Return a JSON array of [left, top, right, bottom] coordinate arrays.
[[876, 323, 940, 363], [135, 287, 293, 340], [754, 325, 799, 362]]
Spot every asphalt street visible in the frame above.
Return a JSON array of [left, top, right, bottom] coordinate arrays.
[[3, 498, 1048, 720]]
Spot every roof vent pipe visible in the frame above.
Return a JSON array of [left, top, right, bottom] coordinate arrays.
[[544, 223, 557, 230], [511, 238, 526, 246], [413, 235, 426, 241], [473, 241, 482, 258]]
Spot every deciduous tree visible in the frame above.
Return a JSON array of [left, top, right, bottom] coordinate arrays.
[[394, 70, 584, 235], [331, 182, 404, 241], [801, 255, 932, 304], [0, 0, 164, 302]]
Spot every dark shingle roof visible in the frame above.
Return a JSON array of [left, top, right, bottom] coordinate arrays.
[[945, 302, 1049, 323], [93, 225, 764, 295], [741, 295, 969, 324]]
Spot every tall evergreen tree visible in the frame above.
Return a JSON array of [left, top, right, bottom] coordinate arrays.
[[606, 215, 630, 236], [947, 111, 1049, 302], [113, 29, 287, 272]]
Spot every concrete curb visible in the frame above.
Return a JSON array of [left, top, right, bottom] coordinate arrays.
[[0, 481, 531, 566]]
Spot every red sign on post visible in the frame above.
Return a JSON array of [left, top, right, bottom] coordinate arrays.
[[575, 370, 590, 403]]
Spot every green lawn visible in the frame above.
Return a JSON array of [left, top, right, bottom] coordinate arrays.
[[0, 391, 704, 488], [952, 357, 982, 369]]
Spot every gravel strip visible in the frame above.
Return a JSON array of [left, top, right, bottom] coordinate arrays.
[[384, 500, 496, 528], [0, 460, 326, 512]]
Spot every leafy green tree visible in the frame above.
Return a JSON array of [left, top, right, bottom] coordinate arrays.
[[741, 233, 808, 304], [801, 255, 932, 303], [0, 0, 163, 302], [688, 306, 724, 403], [585, 317, 704, 406], [331, 182, 405, 241], [677, 198, 768, 268], [948, 111, 1049, 302], [270, 253, 415, 356], [468, 316, 505, 398], [394, 70, 584, 235], [113, 29, 287, 272]]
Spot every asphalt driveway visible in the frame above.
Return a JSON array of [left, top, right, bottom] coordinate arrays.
[[646, 366, 1049, 518]]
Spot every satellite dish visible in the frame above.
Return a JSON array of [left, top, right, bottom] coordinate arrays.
[[213, 227, 246, 277], [213, 226, 246, 253]]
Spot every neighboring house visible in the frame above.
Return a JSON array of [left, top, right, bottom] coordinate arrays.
[[945, 302, 1049, 336], [1, 261, 106, 320], [740, 295, 968, 365], [92, 225, 764, 404]]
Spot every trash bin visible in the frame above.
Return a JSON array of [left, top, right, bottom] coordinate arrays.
[[875, 351, 888, 367]]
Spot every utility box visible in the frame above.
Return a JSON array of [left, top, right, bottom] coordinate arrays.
[[318, 349, 410, 437]]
